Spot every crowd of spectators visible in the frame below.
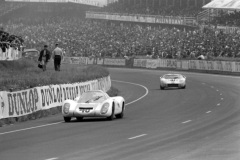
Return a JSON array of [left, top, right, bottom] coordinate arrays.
[[4, 18, 240, 59], [97, 0, 207, 17], [0, 0, 26, 17], [0, 29, 24, 53], [211, 10, 240, 27], [1, 1, 240, 60]]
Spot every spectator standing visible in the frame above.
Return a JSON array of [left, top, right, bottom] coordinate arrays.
[[38, 44, 50, 71], [52, 43, 63, 71]]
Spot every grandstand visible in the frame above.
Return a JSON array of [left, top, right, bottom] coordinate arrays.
[[0, 0, 240, 60]]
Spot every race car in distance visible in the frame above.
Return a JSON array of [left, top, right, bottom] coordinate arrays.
[[62, 90, 125, 122], [160, 74, 186, 90]]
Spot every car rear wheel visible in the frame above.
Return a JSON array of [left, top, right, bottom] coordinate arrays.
[[76, 117, 83, 121], [64, 117, 71, 122], [107, 104, 115, 121], [160, 85, 164, 90], [116, 102, 124, 119]]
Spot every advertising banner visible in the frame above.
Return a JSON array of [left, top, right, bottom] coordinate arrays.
[[38, 82, 91, 110], [176, 61, 181, 69], [96, 76, 111, 92], [79, 57, 88, 65], [0, 88, 41, 119], [207, 61, 214, 70], [189, 60, 197, 69], [62, 57, 72, 64], [0, 91, 6, 119], [215, 61, 223, 71], [86, 12, 197, 27], [70, 57, 80, 64], [146, 59, 159, 69], [104, 58, 126, 66], [87, 57, 95, 65], [166, 59, 177, 68], [125, 58, 134, 68], [0, 76, 111, 119], [222, 61, 232, 72], [181, 60, 189, 70], [155, 16, 184, 25], [133, 59, 147, 68], [159, 59, 167, 68], [97, 58, 104, 65], [232, 62, 240, 72], [198, 60, 207, 70]]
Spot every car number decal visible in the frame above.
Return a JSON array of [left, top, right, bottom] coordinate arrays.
[[80, 109, 90, 113]]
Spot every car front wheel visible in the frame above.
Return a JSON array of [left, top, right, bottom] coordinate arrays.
[[76, 117, 83, 121], [116, 102, 124, 119], [160, 85, 164, 90], [64, 117, 71, 122], [107, 105, 115, 121]]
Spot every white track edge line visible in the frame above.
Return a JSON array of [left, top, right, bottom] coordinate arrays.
[[112, 79, 149, 106], [128, 134, 147, 140], [0, 80, 149, 135], [182, 120, 192, 124], [0, 122, 63, 135], [45, 157, 58, 160]]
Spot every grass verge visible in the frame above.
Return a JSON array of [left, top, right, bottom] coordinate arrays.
[[0, 59, 109, 91]]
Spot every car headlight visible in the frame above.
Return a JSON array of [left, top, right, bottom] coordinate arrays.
[[179, 79, 185, 83], [161, 78, 166, 83], [101, 103, 109, 114], [63, 103, 70, 114]]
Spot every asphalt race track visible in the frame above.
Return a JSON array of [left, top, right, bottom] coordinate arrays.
[[1, 68, 240, 160]]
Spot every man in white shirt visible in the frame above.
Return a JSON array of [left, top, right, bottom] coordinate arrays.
[[52, 43, 63, 71]]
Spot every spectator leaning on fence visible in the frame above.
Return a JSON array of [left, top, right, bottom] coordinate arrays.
[[52, 43, 63, 71]]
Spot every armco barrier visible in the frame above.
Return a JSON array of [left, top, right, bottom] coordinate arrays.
[[0, 76, 111, 119]]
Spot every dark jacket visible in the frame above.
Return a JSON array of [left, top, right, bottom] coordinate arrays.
[[38, 49, 51, 62]]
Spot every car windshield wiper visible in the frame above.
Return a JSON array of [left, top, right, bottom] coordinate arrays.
[[85, 96, 102, 103]]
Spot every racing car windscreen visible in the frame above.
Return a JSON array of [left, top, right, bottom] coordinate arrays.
[[163, 75, 182, 79], [78, 91, 106, 103]]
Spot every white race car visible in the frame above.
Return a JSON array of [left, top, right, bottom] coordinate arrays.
[[160, 74, 186, 90], [62, 90, 125, 122]]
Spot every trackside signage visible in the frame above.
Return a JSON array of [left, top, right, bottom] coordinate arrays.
[[1, 88, 41, 119], [104, 58, 126, 66], [133, 59, 147, 67], [0, 76, 111, 119]]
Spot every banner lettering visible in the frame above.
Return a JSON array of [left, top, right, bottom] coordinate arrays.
[[104, 58, 126, 66]]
